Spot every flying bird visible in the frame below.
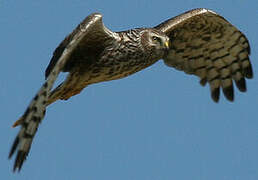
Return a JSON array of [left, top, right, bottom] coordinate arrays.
[[9, 8, 253, 172]]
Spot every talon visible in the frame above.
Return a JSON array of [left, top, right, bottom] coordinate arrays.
[[12, 117, 23, 128]]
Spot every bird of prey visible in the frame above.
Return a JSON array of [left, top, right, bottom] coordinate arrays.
[[9, 8, 253, 172]]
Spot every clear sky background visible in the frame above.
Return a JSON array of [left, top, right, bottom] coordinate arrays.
[[1, 1, 258, 180]]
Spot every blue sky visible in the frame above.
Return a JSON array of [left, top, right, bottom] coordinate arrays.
[[1, 1, 258, 180]]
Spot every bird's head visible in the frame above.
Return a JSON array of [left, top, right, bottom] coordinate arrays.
[[141, 29, 170, 59]]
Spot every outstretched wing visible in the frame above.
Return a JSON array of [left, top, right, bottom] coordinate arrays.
[[45, 13, 117, 78], [155, 8, 253, 102], [9, 13, 117, 172]]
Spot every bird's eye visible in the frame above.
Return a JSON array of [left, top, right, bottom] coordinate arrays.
[[152, 36, 159, 41]]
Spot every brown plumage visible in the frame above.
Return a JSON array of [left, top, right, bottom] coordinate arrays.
[[9, 8, 253, 172], [155, 9, 252, 102]]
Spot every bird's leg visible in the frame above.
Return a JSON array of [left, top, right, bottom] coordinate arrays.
[[12, 116, 24, 128]]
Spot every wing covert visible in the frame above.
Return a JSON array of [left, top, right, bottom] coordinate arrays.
[[155, 8, 253, 102], [45, 13, 117, 78]]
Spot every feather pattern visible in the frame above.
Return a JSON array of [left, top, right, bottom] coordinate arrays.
[[155, 8, 252, 102]]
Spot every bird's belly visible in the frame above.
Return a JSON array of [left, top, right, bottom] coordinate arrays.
[[84, 60, 157, 85]]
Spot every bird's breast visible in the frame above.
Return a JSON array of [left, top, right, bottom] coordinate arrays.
[[84, 50, 157, 84], [76, 39, 159, 85]]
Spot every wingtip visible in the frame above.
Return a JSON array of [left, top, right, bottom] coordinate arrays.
[[9, 137, 26, 173], [245, 65, 253, 79], [13, 151, 27, 173], [9, 136, 20, 159], [235, 78, 247, 92], [223, 86, 234, 102], [211, 88, 220, 103]]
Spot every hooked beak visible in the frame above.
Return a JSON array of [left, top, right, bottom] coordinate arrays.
[[163, 40, 170, 57], [164, 40, 170, 49]]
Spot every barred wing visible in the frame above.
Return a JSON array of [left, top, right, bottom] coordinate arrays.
[[9, 13, 117, 172], [155, 8, 253, 102]]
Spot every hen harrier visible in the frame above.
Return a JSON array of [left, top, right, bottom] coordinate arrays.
[[9, 8, 253, 172]]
